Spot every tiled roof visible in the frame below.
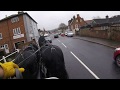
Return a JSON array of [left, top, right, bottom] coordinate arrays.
[[93, 19, 109, 24], [0, 12, 37, 24], [93, 15, 120, 25], [109, 15, 120, 23], [85, 20, 93, 24]]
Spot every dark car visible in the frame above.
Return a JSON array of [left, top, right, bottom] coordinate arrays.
[[45, 37, 52, 43], [114, 47, 120, 67], [54, 34, 59, 38]]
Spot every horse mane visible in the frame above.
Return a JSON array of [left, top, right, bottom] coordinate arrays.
[[40, 44, 69, 79], [14, 43, 40, 79]]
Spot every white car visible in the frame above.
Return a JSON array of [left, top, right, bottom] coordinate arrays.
[[67, 31, 74, 37], [65, 32, 67, 36], [44, 33, 49, 37]]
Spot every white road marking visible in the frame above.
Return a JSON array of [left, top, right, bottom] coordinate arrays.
[[57, 39, 67, 48], [61, 43, 67, 48], [57, 39, 99, 79], [70, 51, 100, 79], [57, 39, 61, 42]]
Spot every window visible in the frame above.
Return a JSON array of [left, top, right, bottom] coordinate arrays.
[[17, 27, 21, 34], [80, 19, 82, 22], [4, 44, 9, 49], [71, 25, 73, 30], [13, 27, 21, 35], [76, 20, 78, 22], [75, 24, 78, 28], [0, 33, 2, 39], [0, 45, 4, 49], [11, 17, 19, 23]]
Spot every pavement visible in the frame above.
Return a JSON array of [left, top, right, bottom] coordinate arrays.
[[73, 36, 120, 49]]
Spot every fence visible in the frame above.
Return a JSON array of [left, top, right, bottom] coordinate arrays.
[[0, 49, 20, 63]]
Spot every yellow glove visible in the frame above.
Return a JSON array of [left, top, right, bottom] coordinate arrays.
[[0, 62, 25, 79]]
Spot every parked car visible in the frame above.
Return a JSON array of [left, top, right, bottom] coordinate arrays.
[[45, 37, 52, 43], [44, 33, 49, 37], [65, 32, 67, 36], [67, 31, 74, 37], [61, 33, 65, 37], [54, 34, 59, 38], [114, 47, 120, 67]]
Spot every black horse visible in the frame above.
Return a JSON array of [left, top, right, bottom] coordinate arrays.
[[14, 43, 40, 79], [38, 36, 69, 79], [14, 36, 69, 79]]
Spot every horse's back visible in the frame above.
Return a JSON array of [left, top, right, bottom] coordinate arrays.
[[40, 44, 69, 79]]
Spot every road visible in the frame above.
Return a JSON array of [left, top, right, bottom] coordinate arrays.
[[50, 34, 120, 79]]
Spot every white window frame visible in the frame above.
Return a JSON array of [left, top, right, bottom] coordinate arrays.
[[4, 44, 9, 49], [17, 27, 21, 34], [75, 24, 78, 28], [76, 20, 78, 22], [13, 27, 21, 36], [0, 45, 4, 49], [80, 19, 82, 22], [11, 17, 19, 23], [71, 25, 73, 30], [0, 33, 2, 39], [13, 29, 17, 35]]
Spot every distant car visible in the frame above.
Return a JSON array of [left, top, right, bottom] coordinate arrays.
[[54, 34, 59, 38], [67, 31, 74, 37], [45, 37, 52, 43], [65, 32, 67, 36], [61, 33, 65, 37], [44, 33, 49, 37], [114, 47, 120, 67]]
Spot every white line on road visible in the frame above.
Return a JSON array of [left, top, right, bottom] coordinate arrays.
[[57, 39, 67, 48], [57, 39, 61, 42], [61, 43, 67, 48], [70, 51, 100, 79]]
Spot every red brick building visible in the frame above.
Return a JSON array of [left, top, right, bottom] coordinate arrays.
[[68, 14, 87, 34], [0, 11, 39, 55]]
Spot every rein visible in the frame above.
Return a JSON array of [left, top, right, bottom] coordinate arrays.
[[14, 47, 41, 66]]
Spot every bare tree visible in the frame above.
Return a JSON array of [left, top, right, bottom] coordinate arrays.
[[58, 23, 68, 33]]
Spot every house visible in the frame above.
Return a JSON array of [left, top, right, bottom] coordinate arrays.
[[80, 20, 93, 30], [68, 14, 87, 34], [0, 11, 39, 55], [90, 15, 120, 30]]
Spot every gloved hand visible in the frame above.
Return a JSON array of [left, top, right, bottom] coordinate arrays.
[[0, 62, 25, 79]]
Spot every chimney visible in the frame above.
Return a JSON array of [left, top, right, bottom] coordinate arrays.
[[106, 15, 109, 19], [73, 16, 75, 19], [18, 11, 24, 14], [77, 14, 80, 18], [68, 20, 70, 24]]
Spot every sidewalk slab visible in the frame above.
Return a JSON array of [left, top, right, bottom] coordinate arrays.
[[73, 36, 120, 49]]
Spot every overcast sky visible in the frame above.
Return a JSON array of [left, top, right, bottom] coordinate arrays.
[[0, 11, 120, 30]]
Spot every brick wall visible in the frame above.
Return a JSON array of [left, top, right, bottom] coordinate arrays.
[[0, 15, 27, 53], [79, 29, 120, 42]]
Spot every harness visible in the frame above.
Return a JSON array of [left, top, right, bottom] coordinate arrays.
[[14, 42, 60, 79], [39, 43, 63, 78], [14, 47, 40, 66]]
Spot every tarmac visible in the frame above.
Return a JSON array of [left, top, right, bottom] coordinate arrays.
[[73, 36, 120, 49]]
